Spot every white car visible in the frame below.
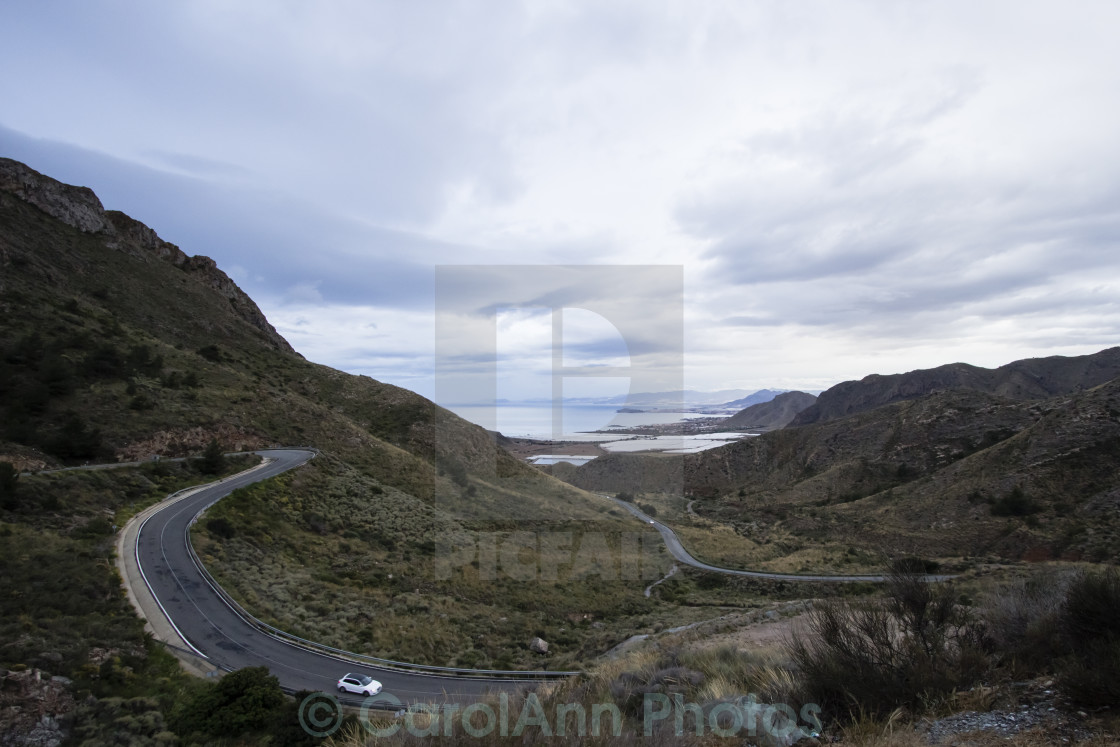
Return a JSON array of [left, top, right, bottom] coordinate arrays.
[[337, 673, 382, 697]]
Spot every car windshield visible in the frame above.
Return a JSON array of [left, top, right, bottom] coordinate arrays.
[[355, 675, 373, 686]]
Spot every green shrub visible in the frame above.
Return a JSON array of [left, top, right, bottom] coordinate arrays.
[[207, 517, 236, 540], [890, 556, 940, 575], [0, 462, 18, 510], [990, 486, 1040, 517], [788, 568, 990, 718], [1058, 568, 1120, 706], [129, 394, 154, 411], [981, 570, 1072, 676], [169, 666, 285, 739], [1061, 568, 1120, 644], [198, 439, 226, 475], [44, 412, 103, 461]]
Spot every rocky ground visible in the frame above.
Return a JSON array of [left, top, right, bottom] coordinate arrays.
[[0, 669, 73, 747], [917, 678, 1110, 745]]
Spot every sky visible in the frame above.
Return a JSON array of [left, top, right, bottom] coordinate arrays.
[[3, 1, 1119, 404]]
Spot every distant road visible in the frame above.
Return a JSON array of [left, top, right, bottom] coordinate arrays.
[[127, 449, 542, 706], [605, 495, 949, 583]]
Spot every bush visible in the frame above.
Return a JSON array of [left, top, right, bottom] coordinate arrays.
[[169, 666, 285, 739], [69, 696, 175, 745], [129, 394, 154, 411], [196, 344, 222, 362], [1058, 568, 1120, 706], [0, 462, 18, 510], [788, 567, 990, 718], [890, 556, 941, 575], [198, 439, 226, 475], [45, 412, 103, 461], [1061, 568, 1120, 644], [990, 486, 1040, 517], [981, 570, 1072, 675], [207, 517, 236, 540]]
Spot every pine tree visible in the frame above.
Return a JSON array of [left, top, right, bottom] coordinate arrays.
[[200, 439, 226, 475]]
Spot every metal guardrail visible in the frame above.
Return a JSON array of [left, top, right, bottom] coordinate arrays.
[[180, 450, 580, 681]]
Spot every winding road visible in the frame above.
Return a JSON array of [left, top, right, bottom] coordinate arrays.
[[606, 495, 951, 583], [121, 448, 949, 708], [125, 449, 539, 707]]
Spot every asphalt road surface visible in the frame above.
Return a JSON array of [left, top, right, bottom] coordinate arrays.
[[134, 449, 536, 707], [606, 495, 952, 583]]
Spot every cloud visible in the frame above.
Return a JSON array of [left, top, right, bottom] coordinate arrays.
[[4, 1, 1120, 400]]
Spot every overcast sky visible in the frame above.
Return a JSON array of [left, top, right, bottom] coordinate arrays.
[[3, 1, 1119, 403]]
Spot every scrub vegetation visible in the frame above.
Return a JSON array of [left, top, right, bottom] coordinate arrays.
[[5, 159, 1120, 744], [320, 565, 1120, 746], [193, 457, 809, 671], [0, 458, 319, 746]]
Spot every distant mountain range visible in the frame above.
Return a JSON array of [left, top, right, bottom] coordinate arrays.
[[549, 345, 1120, 564], [791, 349, 1120, 426], [501, 388, 799, 410], [722, 391, 818, 429]]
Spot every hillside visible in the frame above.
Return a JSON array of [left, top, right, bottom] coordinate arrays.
[[792, 348, 1120, 426], [721, 388, 787, 410], [0, 157, 585, 510], [555, 353, 1120, 568], [723, 390, 817, 429], [0, 158, 680, 675]]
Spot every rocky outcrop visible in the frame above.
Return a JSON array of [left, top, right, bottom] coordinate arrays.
[[0, 158, 113, 234], [0, 157, 296, 355], [528, 637, 549, 654], [114, 425, 269, 462], [724, 391, 817, 430], [0, 668, 74, 747], [792, 347, 1120, 426]]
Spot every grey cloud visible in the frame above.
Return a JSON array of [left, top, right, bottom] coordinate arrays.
[[1, 2, 524, 226], [0, 125, 467, 310]]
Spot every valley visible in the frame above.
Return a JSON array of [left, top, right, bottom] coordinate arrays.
[[3, 158, 1120, 744]]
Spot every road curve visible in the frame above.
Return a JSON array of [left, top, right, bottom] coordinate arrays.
[[133, 449, 532, 706], [606, 495, 950, 583]]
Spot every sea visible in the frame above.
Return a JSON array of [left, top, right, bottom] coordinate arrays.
[[445, 403, 724, 441]]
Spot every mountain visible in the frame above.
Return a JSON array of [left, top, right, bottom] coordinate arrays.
[[546, 389, 759, 408], [0, 157, 663, 677], [721, 389, 787, 410], [1, 157, 435, 486], [554, 350, 1120, 564], [722, 391, 817, 429], [0, 155, 641, 520], [791, 349, 1120, 426]]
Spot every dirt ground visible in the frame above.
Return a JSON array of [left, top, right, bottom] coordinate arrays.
[[697, 609, 809, 651]]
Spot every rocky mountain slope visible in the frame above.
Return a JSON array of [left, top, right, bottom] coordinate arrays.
[[792, 348, 1120, 426], [0, 157, 611, 516], [723, 390, 817, 429], [1, 158, 667, 685], [556, 352, 1120, 563], [721, 388, 787, 410]]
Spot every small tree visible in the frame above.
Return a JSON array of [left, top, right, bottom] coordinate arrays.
[[0, 462, 18, 510], [46, 412, 102, 461], [171, 666, 285, 739], [199, 439, 226, 475]]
